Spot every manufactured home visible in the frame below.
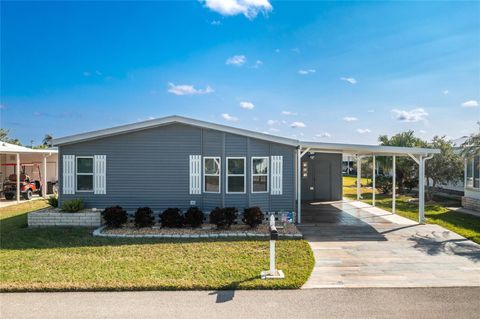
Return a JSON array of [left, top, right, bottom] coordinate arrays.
[[52, 115, 439, 223]]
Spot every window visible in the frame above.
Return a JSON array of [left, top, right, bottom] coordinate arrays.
[[204, 157, 220, 193], [466, 156, 480, 189], [251, 157, 268, 193], [227, 157, 245, 193], [76, 157, 94, 192]]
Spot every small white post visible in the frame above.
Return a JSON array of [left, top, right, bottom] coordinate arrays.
[[372, 155, 376, 207], [42, 155, 47, 198], [261, 214, 284, 279], [16, 153, 20, 204], [269, 239, 276, 276], [356, 156, 362, 200], [419, 156, 425, 223], [297, 148, 302, 224], [392, 155, 396, 214]]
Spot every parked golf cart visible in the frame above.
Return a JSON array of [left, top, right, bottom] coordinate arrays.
[[2, 163, 43, 200]]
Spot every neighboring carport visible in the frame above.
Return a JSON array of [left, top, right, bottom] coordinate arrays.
[[295, 142, 440, 224], [0, 142, 58, 204]]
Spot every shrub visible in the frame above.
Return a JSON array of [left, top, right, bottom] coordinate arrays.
[[47, 195, 58, 208], [242, 207, 264, 228], [184, 206, 204, 228], [376, 175, 392, 194], [160, 208, 184, 228], [209, 207, 237, 229], [61, 198, 84, 212], [102, 206, 128, 228], [134, 207, 155, 228]]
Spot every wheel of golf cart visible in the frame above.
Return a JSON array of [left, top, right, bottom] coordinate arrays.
[[23, 189, 33, 200], [5, 193, 14, 200]]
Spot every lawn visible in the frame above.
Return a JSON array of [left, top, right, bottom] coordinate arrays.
[[0, 201, 314, 292], [343, 176, 480, 244]]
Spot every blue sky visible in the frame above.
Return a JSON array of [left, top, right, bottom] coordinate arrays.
[[1, 0, 479, 146]]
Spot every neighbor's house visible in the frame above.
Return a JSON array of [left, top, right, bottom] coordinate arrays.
[[52, 115, 439, 223]]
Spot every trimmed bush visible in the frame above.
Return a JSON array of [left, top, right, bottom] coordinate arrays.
[[376, 175, 393, 194], [134, 207, 155, 228], [242, 206, 264, 228], [184, 206, 204, 228], [47, 195, 58, 208], [160, 208, 184, 228], [209, 207, 237, 229], [102, 206, 128, 228], [61, 198, 84, 212]]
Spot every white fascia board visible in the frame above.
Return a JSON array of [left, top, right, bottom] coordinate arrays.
[[52, 115, 299, 147], [299, 141, 440, 156]]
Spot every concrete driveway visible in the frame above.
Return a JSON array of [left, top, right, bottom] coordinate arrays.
[[299, 200, 480, 288]]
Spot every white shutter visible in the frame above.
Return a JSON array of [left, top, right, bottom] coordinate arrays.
[[189, 155, 202, 194], [94, 155, 107, 194], [271, 155, 283, 195], [62, 155, 75, 194]]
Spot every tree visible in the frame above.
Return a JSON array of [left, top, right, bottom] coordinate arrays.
[[425, 136, 464, 199], [0, 128, 22, 145], [460, 133, 480, 158], [378, 130, 426, 194], [42, 134, 53, 147]]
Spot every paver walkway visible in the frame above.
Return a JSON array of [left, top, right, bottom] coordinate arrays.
[[298, 200, 480, 288]]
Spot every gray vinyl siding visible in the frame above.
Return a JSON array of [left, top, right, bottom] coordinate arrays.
[[59, 123, 296, 213]]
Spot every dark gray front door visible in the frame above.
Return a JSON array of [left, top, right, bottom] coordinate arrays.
[[314, 159, 332, 200], [301, 153, 343, 202]]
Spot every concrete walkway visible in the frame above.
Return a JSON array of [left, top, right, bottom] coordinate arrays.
[[298, 200, 480, 288]]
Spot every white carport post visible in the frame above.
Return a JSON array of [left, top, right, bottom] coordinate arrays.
[[42, 155, 47, 198], [297, 147, 311, 224], [372, 155, 376, 207], [392, 155, 396, 214], [418, 155, 425, 223], [356, 156, 362, 200], [16, 153, 20, 204]]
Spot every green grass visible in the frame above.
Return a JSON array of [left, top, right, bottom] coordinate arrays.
[[343, 176, 480, 244], [0, 201, 314, 292]]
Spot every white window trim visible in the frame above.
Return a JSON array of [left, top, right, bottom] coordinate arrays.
[[226, 157, 246, 194], [76, 156, 94, 192], [251, 156, 269, 193], [203, 156, 221, 194]]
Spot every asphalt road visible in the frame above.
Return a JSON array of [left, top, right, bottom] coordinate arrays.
[[1, 288, 479, 319]]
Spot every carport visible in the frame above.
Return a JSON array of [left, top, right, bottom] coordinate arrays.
[[295, 142, 440, 224], [0, 142, 58, 204]]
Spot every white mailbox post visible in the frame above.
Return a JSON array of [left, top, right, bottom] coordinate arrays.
[[261, 214, 285, 279]]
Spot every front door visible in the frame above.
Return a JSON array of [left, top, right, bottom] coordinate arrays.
[[301, 153, 342, 202]]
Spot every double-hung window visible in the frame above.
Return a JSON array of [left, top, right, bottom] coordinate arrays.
[[76, 157, 94, 192], [227, 157, 245, 193], [204, 157, 221, 193], [251, 157, 269, 193]]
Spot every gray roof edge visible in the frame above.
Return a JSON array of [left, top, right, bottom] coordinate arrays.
[[52, 115, 300, 147]]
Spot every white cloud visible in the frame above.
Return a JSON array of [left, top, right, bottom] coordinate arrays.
[[367, 109, 375, 113], [226, 55, 246, 66], [419, 130, 427, 134], [267, 119, 279, 126], [281, 111, 297, 116], [211, 20, 222, 25], [356, 128, 371, 134], [202, 0, 272, 19], [340, 77, 357, 84], [253, 60, 263, 68], [290, 121, 306, 128], [316, 132, 331, 138], [222, 113, 239, 122], [462, 100, 479, 108], [392, 108, 428, 122], [269, 128, 280, 132], [442, 90, 449, 95], [298, 69, 316, 75], [167, 82, 214, 95], [343, 116, 358, 122], [240, 101, 254, 110]]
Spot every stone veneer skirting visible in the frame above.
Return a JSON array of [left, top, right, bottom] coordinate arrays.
[[28, 210, 102, 227], [462, 196, 480, 212]]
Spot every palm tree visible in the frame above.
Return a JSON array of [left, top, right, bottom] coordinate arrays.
[[460, 133, 480, 158], [42, 134, 53, 147]]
